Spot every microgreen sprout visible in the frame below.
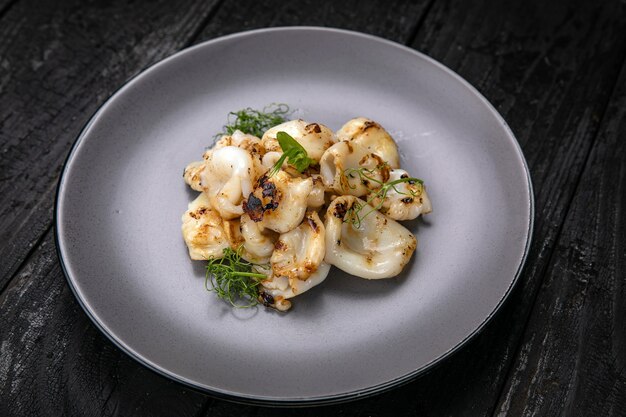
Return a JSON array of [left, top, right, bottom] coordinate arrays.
[[268, 131, 314, 176], [342, 165, 423, 228], [215, 103, 289, 139], [205, 246, 269, 308]]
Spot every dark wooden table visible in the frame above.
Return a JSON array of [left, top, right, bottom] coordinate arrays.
[[1, 0, 625, 415]]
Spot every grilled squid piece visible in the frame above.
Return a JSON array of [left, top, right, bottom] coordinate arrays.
[[258, 263, 331, 311], [336, 117, 400, 169], [368, 169, 432, 221], [183, 161, 206, 192], [243, 171, 313, 233], [239, 214, 278, 264], [307, 175, 326, 208], [262, 119, 336, 162], [256, 211, 329, 311], [271, 211, 326, 281], [319, 141, 390, 197], [214, 130, 266, 182], [261, 151, 282, 170], [324, 196, 417, 279], [201, 146, 256, 220], [214, 130, 264, 153], [181, 193, 231, 260]]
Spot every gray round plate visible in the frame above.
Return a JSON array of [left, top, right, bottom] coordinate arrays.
[[56, 27, 534, 405]]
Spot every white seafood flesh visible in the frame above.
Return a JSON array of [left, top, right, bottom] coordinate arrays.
[[319, 141, 389, 197], [368, 169, 432, 221], [239, 213, 278, 264], [183, 115, 431, 311], [183, 160, 205, 192], [243, 170, 313, 233], [261, 263, 331, 300], [324, 195, 417, 279], [271, 211, 326, 281], [307, 174, 326, 208], [336, 117, 400, 169], [262, 119, 336, 162], [201, 146, 256, 220], [181, 193, 230, 260]]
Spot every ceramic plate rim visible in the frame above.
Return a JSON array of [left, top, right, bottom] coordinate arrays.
[[55, 26, 535, 406]]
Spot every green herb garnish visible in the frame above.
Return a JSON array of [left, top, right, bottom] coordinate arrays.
[[205, 246, 268, 308], [216, 104, 289, 139], [268, 131, 314, 176], [343, 166, 423, 228]]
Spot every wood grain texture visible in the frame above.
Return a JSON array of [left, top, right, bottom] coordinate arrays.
[[377, 1, 626, 416], [366, 1, 626, 416], [0, 1, 434, 416], [494, 57, 626, 417], [0, 0, 17, 18], [2, 0, 626, 416], [199, 1, 626, 415], [0, 0, 221, 290], [0, 0, 221, 414], [196, 0, 431, 42], [0, 231, 208, 416], [194, 1, 626, 415]]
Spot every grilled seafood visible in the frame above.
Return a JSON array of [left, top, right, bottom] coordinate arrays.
[[183, 115, 431, 311]]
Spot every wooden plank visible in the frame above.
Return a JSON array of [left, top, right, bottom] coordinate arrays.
[[0, 1, 435, 416], [3, 0, 625, 416], [494, 59, 626, 417], [0, 0, 221, 290], [362, 1, 626, 416], [196, 0, 431, 41], [0, 231, 208, 416], [0, 0, 17, 18], [212, 1, 626, 415], [0, 0, 224, 414]]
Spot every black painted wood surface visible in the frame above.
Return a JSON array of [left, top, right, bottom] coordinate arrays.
[[1, 0, 625, 415]]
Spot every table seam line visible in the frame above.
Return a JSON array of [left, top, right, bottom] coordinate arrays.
[[0, 0, 19, 22], [184, 0, 227, 48], [0, 222, 52, 296], [405, 0, 437, 47]]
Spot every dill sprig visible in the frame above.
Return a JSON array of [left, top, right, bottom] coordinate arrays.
[[205, 246, 268, 308], [268, 131, 314, 176], [216, 103, 290, 139], [343, 166, 423, 228]]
